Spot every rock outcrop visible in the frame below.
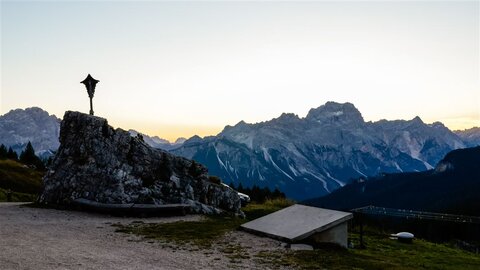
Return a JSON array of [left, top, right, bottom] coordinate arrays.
[[38, 111, 242, 215]]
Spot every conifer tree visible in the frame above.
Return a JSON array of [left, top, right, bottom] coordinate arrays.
[[19, 142, 45, 170], [0, 144, 7, 159], [6, 147, 18, 161], [237, 182, 244, 193], [20, 142, 37, 164]]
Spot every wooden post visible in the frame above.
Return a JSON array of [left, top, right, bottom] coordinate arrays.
[[89, 97, 94, 115], [359, 214, 365, 249]]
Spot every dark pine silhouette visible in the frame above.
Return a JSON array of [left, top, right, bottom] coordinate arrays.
[[19, 142, 45, 171], [229, 182, 286, 203], [6, 147, 18, 161], [0, 144, 7, 159]]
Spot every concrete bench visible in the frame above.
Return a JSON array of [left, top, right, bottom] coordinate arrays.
[[72, 198, 191, 217]]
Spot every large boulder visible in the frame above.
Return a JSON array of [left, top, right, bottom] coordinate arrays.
[[38, 111, 242, 215]]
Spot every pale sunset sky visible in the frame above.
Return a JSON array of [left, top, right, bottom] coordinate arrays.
[[1, 0, 479, 142]]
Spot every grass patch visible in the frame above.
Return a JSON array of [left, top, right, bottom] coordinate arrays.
[[221, 244, 251, 263], [242, 198, 294, 220], [114, 216, 244, 248], [255, 231, 480, 270], [0, 159, 43, 196], [350, 232, 480, 270], [0, 187, 37, 202]]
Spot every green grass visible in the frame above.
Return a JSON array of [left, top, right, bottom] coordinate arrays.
[[0, 159, 43, 202], [257, 230, 480, 270], [351, 230, 480, 270], [243, 198, 295, 220]]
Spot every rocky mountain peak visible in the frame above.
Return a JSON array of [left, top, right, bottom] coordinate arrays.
[[39, 111, 242, 215], [3, 106, 59, 122], [409, 116, 424, 126], [305, 101, 364, 125], [0, 107, 60, 156], [220, 120, 252, 136], [184, 135, 203, 144], [431, 121, 446, 129], [273, 113, 301, 123], [412, 116, 423, 122], [174, 137, 187, 144]]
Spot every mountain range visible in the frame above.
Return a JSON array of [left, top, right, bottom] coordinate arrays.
[[304, 146, 480, 216], [172, 102, 472, 199], [1, 104, 478, 200]]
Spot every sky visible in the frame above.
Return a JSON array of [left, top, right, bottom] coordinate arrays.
[[1, 0, 479, 142]]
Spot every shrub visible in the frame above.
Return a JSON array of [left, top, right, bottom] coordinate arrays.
[[208, 175, 222, 185]]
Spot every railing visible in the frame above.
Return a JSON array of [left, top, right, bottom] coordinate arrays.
[[351, 205, 480, 224]]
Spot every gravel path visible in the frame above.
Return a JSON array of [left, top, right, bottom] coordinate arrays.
[[0, 203, 287, 270]]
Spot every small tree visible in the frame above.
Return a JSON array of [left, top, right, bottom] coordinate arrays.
[[188, 160, 202, 178], [208, 175, 222, 185], [6, 147, 18, 161], [273, 187, 285, 199], [20, 142, 36, 164], [19, 142, 45, 170], [237, 182, 244, 193], [0, 144, 7, 159]]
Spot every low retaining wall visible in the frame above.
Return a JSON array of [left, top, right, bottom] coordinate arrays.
[[72, 198, 191, 217]]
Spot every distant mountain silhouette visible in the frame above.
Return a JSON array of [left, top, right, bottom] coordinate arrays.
[[304, 146, 480, 216]]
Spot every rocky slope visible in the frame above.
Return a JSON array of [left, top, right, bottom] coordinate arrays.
[[173, 102, 466, 200], [38, 111, 242, 215]]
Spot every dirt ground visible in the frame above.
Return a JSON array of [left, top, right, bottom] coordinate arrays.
[[0, 203, 287, 270]]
